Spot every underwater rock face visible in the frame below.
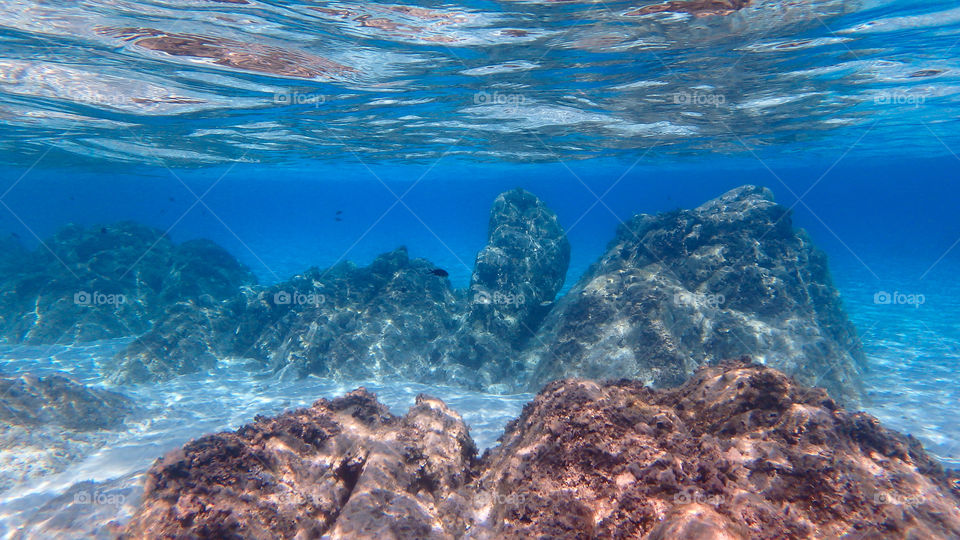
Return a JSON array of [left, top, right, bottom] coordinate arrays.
[[121, 361, 960, 539], [0, 223, 256, 345], [109, 186, 864, 403], [524, 185, 865, 403], [468, 188, 570, 344], [120, 388, 476, 539], [446, 188, 570, 385], [110, 247, 470, 385], [0, 373, 134, 491], [110, 190, 570, 387], [0, 373, 132, 431]]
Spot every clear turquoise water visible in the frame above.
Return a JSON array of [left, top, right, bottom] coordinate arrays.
[[1, 0, 960, 536]]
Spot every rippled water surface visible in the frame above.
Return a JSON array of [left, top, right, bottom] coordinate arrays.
[[1, 0, 959, 164]]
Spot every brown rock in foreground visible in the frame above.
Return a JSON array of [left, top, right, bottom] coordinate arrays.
[[122, 360, 960, 539]]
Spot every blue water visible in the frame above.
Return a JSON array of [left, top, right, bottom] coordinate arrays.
[[1, 0, 960, 537]]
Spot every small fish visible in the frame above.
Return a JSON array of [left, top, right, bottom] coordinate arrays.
[[428, 268, 449, 277], [168, 196, 176, 202], [10, 232, 20, 239], [100, 227, 107, 234], [335, 217, 343, 222], [336, 210, 343, 215]]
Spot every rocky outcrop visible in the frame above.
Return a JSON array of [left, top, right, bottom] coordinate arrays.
[[0, 373, 135, 491], [0, 373, 133, 431], [121, 361, 960, 539], [106, 187, 865, 404], [444, 188, 570, 386], [109, 190, 571, 387], [108, 247, 474, 385], [120, 389, 476, 539], [0, 223, 256, 344], [467, 188, 570, 344], [523, 185, 865, 403]]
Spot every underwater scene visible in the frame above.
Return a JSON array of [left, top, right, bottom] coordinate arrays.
[[1, 0, 960, 538]]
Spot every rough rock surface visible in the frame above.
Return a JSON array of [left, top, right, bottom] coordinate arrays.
[[0, 223, 255, 344], [0, 373, 135, 491], [121, 361, 960, 539], [0, 373, 133, 431], [467, 188, 570, 345], [110, 190, 570, 387], [445, 188, 570, 387], [120, 389, 476, 539], [108, 186, 863, 405], [109, 247, 471, 385], [524, 185, 865, 403]]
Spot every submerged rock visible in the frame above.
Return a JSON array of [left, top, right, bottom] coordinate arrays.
[[110, 247, 469, 385], [107, 186, 864, 405], [121, 361, 960, 539], [0, 373, 134, 491], [445, 188, 570, 385], [0, 223, 255, 345], [467, 188, 570, 344], [523, 185, 865, 403], [120, 388, 475, 539], [0, 373, 133, 431], [110, 190, 571, 387]]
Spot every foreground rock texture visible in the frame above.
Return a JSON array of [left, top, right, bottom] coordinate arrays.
[[524, 185, 866, 403], [0, 223, 255, 344], [121, 361, 960, 539]]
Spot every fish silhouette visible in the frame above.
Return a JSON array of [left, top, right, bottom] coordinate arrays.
[[428, 268, 449, 277]]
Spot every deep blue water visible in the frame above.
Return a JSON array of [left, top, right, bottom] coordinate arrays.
[[1, 0, 960, 536]]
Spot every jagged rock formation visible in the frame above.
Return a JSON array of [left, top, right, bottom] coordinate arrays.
[[108, 247, 470, 385], [523, 185, 865, 403], [120, 389, 476, 539], [120, 361, 960, 539], [110, 189, 570, 387], [107, 186, 865, 404], [443, 188, 570, 387], [0, 223, 255, 344], [467, 188, 570, 344]]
